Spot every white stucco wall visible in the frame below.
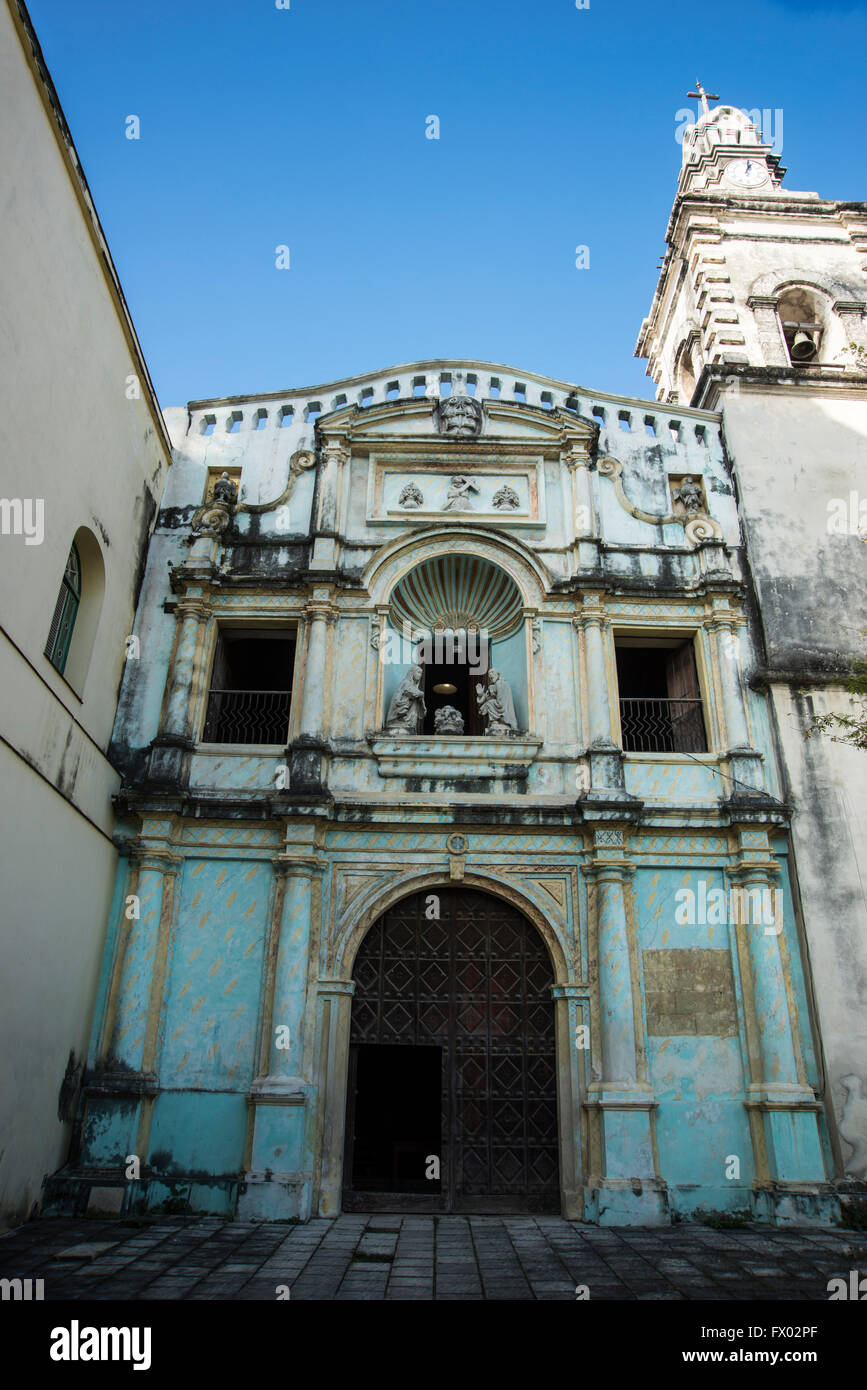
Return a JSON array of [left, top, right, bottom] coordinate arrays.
[[0, 0, 170, 1225]]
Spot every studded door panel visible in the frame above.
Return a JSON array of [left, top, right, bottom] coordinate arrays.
[[349, 888, 559, 1211]]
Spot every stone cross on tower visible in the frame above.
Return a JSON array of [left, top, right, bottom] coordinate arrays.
[[687, 80, 720, 115]]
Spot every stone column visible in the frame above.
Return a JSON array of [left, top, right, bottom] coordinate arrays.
[[834, 299, 867, 353], [314, 978, 357, 1217], [241, 856, 322, 1222], [709, 615, 765, 793], [729, 827, 829, 1209], [551, 982, 588, 1220], [297, 600, 334, 739], [562, 442, 598, 567], [310, 439, 348, 571], [82, 825, 180, 1176], [257, 859, 318, 1084], [289, 594, 337, 792], [583, 828, 665, 1223], [574, 598, 635, 802], [748, 296, 788, 366], [148, 591, 210, 785]]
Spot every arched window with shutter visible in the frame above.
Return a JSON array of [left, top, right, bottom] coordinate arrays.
[[45, 542, 81, 675]]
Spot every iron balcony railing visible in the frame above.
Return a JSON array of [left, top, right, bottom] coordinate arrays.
[[202, 689, 292, 745], [619, 697, 707, 754]]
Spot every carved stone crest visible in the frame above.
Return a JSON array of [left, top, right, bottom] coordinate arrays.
[[436, 374, 483, 438], [398, 483, 425, 509], [492, 484, 520, 511]]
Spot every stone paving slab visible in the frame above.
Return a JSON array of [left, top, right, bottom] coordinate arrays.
[[1, 1214, 865, 1301]]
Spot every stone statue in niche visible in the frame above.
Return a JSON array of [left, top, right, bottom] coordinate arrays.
[[476, 669, 519, 736], [398, 482, 425, 509], [444, 475, 480, 510], [436, 375, 483, 438], [191, 471, 238, 537], [492, 484, 520, 511], [434, 705, 465, 735], [212, 471, 238, 505], [384, 664, 426, 733], [673, 476, 705, 515]]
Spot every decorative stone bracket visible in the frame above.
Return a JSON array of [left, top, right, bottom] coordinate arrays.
[[597, 455, 723, 548]]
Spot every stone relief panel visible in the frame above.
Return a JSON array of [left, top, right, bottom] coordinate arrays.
[[368, 454, 545, 525]]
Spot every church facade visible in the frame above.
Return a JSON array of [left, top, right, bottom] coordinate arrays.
[[49, 102, 867, 1226]]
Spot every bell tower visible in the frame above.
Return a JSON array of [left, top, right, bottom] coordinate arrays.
[[637, 88, 867, 402], [637, 86, 867, 1195]]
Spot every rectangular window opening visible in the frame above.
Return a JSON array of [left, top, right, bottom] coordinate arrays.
[[203, 629, 295, 745], [615, 637, 707, 754]]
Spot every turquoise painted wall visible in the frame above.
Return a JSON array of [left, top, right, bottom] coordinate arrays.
[[159, 857, 270, 1092]]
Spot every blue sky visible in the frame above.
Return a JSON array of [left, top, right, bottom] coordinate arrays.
[[27, 0, 867, 408]]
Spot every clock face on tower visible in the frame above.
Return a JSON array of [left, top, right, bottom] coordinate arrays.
[[725, 157, 769, 189]]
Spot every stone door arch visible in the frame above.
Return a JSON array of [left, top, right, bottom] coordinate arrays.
[[338, 886, 561, 1213]]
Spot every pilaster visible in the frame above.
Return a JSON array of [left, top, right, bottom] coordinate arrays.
[[573, 599, 637, 806], [583, 826, 667, 1223], [287, 593, 338, 793], [238, 854, 324, 1221], [728, 824, 829, 1207], [148, 591, 211, 785]]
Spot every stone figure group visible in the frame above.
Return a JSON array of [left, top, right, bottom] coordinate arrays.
[[384, 665, 519, 738]]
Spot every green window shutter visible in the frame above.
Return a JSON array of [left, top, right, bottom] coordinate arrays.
[[45, 542, 81, 675]]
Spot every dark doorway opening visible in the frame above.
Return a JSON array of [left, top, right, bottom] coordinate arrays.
[[348, 1045, 442, 1195]]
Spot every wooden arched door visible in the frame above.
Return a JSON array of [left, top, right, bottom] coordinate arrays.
[[343, 887, 559, 1212]]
